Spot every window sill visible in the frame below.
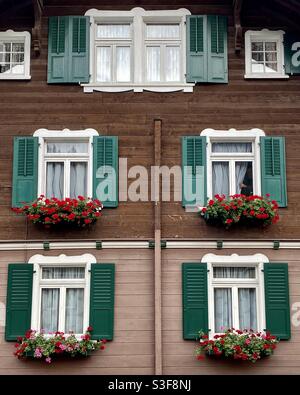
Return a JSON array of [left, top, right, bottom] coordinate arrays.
[[82, 83, 194, 93], [244, 73, 289, 80], [0, 75, 31, 80]]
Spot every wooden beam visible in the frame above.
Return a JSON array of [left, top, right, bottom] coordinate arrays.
[[32, 0, 43, 56], [154, 119, 162, 375], [233, 0, 243, 53]]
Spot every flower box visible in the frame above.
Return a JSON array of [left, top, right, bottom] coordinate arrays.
[[195, 329, 279, 363], [12, 196, 103, 229], [14, 327, 106, 364], [200, 194, 279, 229]]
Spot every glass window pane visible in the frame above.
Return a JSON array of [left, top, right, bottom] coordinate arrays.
[[146, 46, 160, 82], [41, 288, 60, 333], [96, 46, 112, 82], [116, 46, 131, 82], [238, 288, 257, 331], [12, 53, 24, 63], [265, 42, 276, 51], [212, 161, 229, 197], [214, 288, 232, 332], [12, 42, 24, 52], [213, 267, 256, 278], [146, 24, 180, 39], [46, 162, 64, 199], [236, 161, 253, 195], [47, 142, 88, 153], [70, 162, 87, 198], [0, 63, 10, 73], [0, 42, 11, 52], [42, 267, 85, 279], [251, 63, 264, 73], [265, 62, 277, 72], [11, 64, 24, 74], [251, 52, 263, 62], [251, 41, 263, 51], [165, 46, 180, 81], [65, 288, 84, 333], [265, 52, 277, 62], [212, 143, 252, 153], [97, 24, 131, 39], [0, 52, 10, 63]]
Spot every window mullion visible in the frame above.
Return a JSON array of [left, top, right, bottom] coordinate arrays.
[[232, 286, 239, 329], [65, 160, 70, 198], [59, 287, 66, 333]]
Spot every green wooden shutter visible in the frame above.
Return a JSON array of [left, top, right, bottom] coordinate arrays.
[[48, 16, 69, 83], [12, 137, 38, 207], [69, 16, 90, 83], [284, 34, 300, 75], [182, 136, 206, 207], [264, 263, 291, 340], [93, 136, 118, 208], [260, 136, 287, 207], [89, 263, 115, 340], [182, 263, 208, 339], [186, 15, 207, 83], [5, 264, 33, 341], [207, 15, 228, 83], [48, 16, 89, 83]]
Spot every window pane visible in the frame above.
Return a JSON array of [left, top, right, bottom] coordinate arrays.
[[0, 63, 10, 73], [165, 46, 180, 81], [251, 62, 264, 73], [70, 162, 87, 198], [214, 288, 232, 332], [265, 42, 276, 51], [236, 161, 253, 195], [11, 64, 24, 74], [12, 42, 24, 52], [212, 143, 252, 153], [213, 267, 256, 278], [47, 142, 88, 153], [97, 24, 131, 39], [265, 52, 277, 62], [265, 62, 277, 72], [0, 52, 10, 62], [96, 46, 112, 82], [146, 24, 180, 39], [41, 288, 60, 333], [42, 267, 85, 279], [251, 41, 263, 51], [251, 52, 263, 62], [238, 288, 257, 331], [46, 162, 64, 199], [65, 288, 84, 333], [146, 46, 160, 82], [212, 162, 229, 197], [116, 46, 131, 82], [0, 42, 11, 52]]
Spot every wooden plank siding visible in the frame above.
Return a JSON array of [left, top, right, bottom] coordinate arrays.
[[0, 249, 155, 374], [0, 0, 300, 240], [162, 248, 300, 375]]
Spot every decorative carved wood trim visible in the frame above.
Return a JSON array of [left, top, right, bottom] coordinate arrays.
[[233, 0, 243, 53], [32, 0, 43, 56]]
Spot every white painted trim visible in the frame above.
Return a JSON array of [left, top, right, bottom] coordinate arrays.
[[83, 7, 193, 93], [200, 128, 265, 199], [203, 253, 267, 337], [33, 128, 99, 199], [1, 240, 300, 251], [0, 30, 31, 80], [244, 29, 288, 79], [30, 253, 96, 335]]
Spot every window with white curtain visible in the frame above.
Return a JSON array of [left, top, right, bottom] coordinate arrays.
[[95, 24, 132, 83], [209, 141, 255, 197], [44, 140, 90, 199], [39, 266, 87, 334], [211, 265, 260, 334], [145, 24, 181, 82]]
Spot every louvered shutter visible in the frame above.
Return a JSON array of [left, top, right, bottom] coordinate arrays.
[[5, 264, 33, 341], [69, 16, 90, 83], [89, 264, 115, 340], [182, 263, 209, 339], [48, 16, 69, 83], [12, 137, 38, 207], [264, 263, 291, 340], [207, 15, 228, 83], [186, 16, 207, 83], [182, 136, 206, 207], [93, 136, 118, 208], [260, 136, 287, 207]]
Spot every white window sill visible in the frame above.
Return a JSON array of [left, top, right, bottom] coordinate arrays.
[[244, 73, 289, 80], [0, 75, 31, 80], [82, 83, 194, 93]]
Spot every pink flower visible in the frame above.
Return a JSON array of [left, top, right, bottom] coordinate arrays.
[[45, 357, 52, 364], [34, 348, 42, 358]]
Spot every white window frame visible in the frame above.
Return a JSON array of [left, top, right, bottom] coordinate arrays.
[[244, 29, 288, 79], [29, 253, 96, 337], [202, 253, 267, 339], [33, 128, 99, 199], [0, 30, 31, 80], [83, 7, 193, 93], [200, 128, 266, 200]]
